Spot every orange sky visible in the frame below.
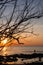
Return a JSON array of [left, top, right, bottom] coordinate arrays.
[[0, 18, 43, 46], [0, 34, 43, 46], [9, 21, 43, 46], [0, 28, 43, 47], [4, 34, 43, 46]]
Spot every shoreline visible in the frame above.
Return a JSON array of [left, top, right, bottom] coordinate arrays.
[[0, 53, 43, 64]]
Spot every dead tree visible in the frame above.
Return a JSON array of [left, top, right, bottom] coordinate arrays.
[[0, 0, 43, 47]]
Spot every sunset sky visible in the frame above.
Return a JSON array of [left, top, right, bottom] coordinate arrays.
[[0, 0, 43, 46], [3, 18, 43, 46], [12, 17, 43, 46]]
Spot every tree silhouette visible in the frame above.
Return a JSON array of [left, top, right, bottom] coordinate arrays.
[[0, 0, 43, 48]]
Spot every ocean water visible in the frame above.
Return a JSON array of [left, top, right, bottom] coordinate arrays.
[[0, 46, 43, 64], [0, 46, 43, 55]]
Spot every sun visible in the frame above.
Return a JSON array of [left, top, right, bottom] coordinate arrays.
[[1, 38, 8, 45]]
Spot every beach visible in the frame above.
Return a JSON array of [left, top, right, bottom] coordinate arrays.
[[0, 46, 43, 65]]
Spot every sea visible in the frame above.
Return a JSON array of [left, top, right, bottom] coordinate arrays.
[[0, 46, 43, 64]]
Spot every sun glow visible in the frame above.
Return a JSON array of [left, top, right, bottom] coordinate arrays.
[[1, 38, 8, 45], [2, 47, 7, 56]]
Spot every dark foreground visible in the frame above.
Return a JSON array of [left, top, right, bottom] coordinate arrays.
[[0, 53, 43, 65], [0, 62, 43, 65]]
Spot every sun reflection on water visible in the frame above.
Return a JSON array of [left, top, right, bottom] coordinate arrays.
[[2, 47, 7, 56]]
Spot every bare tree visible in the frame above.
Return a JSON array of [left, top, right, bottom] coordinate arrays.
[[0, 0, 43, 49]]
